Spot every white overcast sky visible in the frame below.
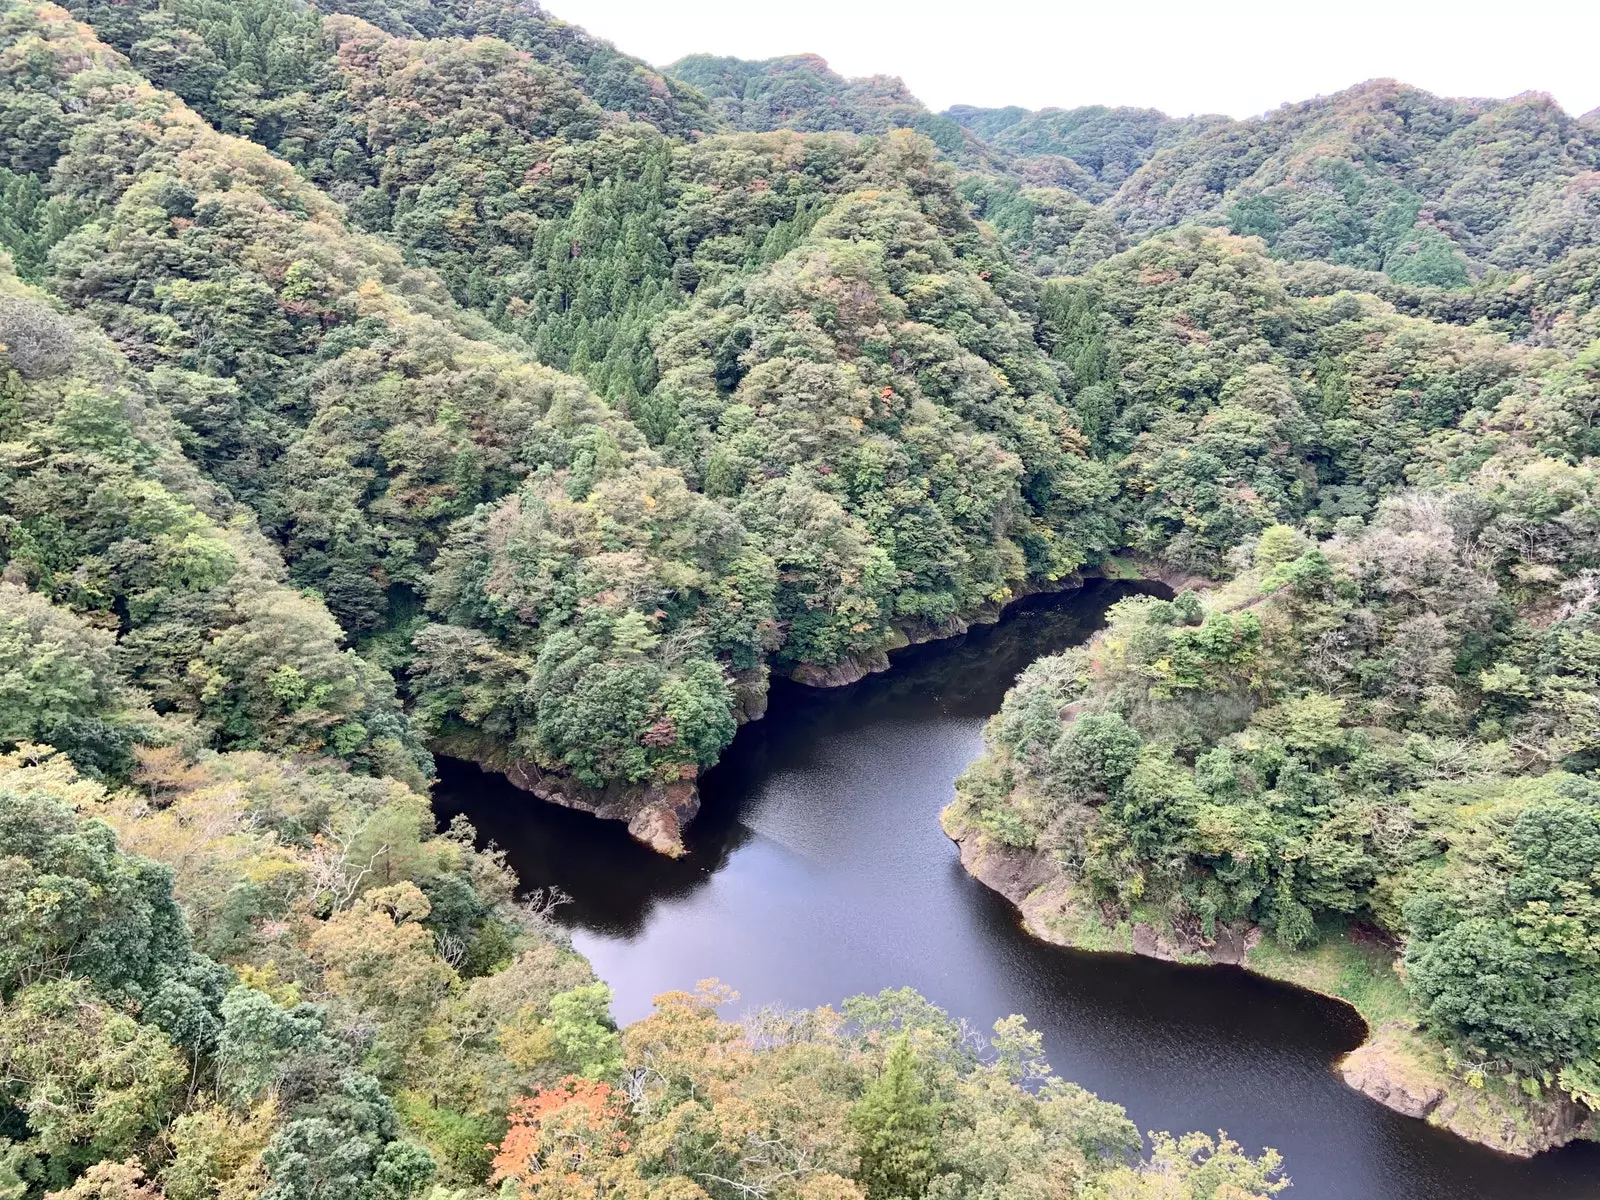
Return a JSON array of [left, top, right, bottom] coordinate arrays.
[[549, 0, 1600, 119]]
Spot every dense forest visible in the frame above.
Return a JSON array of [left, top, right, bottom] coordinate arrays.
[[0, 0, 1599, 1191]]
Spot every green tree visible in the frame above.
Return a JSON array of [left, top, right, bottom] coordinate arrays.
[[850, 1038, 940, 1200], [543, 983, 623, 1081], [0, 980, 186, 1186]]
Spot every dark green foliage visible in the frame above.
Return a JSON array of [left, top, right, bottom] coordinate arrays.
[[0, 168, 84, 280], [0, 772, 191, 1005], [414, 458, 775, 786], [648, 178, 1116, 662], [850, 1038, 940, 1200], [958, 177, 1125, 277], [0, 271, 428, 780], [261, 1073, 435, 1200], [0, 762, 433, 1199], [0, 0, 1484, 1192], [1402, 777, 1600, 1073], [217, 986, 349, 1107], [1037, 230, 1523, 571]]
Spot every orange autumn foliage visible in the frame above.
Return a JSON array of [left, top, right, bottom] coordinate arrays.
[[491, 1076, 631, 1195]]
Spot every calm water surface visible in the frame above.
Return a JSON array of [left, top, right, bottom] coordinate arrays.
[[436, 581, 1600, 1200]]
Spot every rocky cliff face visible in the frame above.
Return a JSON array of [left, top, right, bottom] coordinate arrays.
[[788, 648, 892, 688], [1341, 1032, 1594, 1156], [503, 761, 701, 857]]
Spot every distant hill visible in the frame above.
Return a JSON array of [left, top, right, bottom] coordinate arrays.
[[948, 81, 1600, 289], [945, 103, 1225, 199], [664, 51, 999, 165], [312, 0, 715, 132], [1107, 80, 1600, 282]]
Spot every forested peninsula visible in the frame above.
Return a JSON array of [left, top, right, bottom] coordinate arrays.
[[0, 0, 1597, 1193]]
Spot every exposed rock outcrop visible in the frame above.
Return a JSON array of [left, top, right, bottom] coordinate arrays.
[[1340, 1035, 1446, 1119], [944, 806, 1596, 1157], [505, 760, 701, 858], [1341, 1029, 1593, 1156], [730, 664, 771, 723], [945, 812, 1257, 965], [1131, 918, 1261, 965], [789, 648, 891, 688]]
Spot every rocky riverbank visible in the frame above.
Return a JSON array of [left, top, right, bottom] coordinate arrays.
[[941, 805, 1596, 1158], [445, 571, 1139, 854], [441, 567, 1162, 855], [430, 731, 702, 856]]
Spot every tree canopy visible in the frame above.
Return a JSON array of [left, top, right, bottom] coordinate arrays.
[[3, 0, 1600, 1184]]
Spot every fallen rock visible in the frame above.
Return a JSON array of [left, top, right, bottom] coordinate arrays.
[[625, 781, 700, 858]]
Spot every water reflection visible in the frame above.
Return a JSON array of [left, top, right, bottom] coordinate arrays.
[[436, 580, 1600, 1200]]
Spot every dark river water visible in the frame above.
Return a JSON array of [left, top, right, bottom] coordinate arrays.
[[436, 580, 1600, 1200]]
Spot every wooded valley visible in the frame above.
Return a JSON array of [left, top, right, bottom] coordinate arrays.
[[0, 0, 1598, 1195]]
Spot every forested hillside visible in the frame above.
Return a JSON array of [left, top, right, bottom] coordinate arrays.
[[946, 103, 1222, 200], [947, 267, 1600, 1151], [954, 82, 1600, 309], [3, 0, 1600, 1186], [0, 4, 1298, 1196], [668, 53, 938, 137], [0, 0, 1132, 852]]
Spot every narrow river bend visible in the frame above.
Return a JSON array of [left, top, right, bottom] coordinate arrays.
[[435, 580, 1600, 1200]]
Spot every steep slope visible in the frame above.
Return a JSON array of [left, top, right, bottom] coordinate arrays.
[[38, 8, 1128, 618], [0, 259, 429, 782], [0, 2, 766, 846], [3, 4, 1122, 851], [949, 229, 1600, 1148], [0, 692, 619, 1194], [945, 441, 1600, 1149], [0, 739, 1289, 1200], [1039, 229, 1533, 572], [1111, 80, 1600, 285], [956, 176, 1127, 276]]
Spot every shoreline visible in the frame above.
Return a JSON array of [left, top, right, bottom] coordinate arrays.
[[940, 803, 1596, 1159], [436, 563, 1166, 855]]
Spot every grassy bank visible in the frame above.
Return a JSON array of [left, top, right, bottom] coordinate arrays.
[[944, 802, 1594, 1156]]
